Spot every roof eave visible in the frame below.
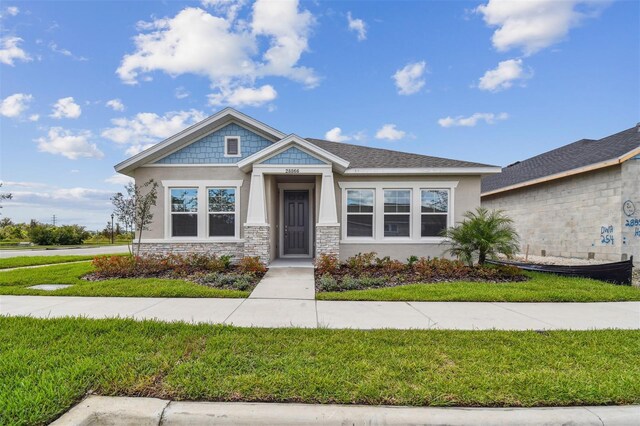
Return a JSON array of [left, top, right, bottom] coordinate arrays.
[[343, 166, 502, 175], [481, 146, 640, 197]]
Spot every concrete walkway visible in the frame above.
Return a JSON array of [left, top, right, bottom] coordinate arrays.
[[2, 295, 638, 330], [51, 395, 640, 425], [0, 245, 130, 258], [248, 265, 315, 300]]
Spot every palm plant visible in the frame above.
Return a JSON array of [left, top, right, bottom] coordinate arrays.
[[442, 207, 519, 266]]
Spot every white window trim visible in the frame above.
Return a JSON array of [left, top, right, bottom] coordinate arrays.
[[420, 189, 451, 239], [224, 136, 241, 157], [383, 188, 412, 240], [162, 180, 243, 241], [344, 188, 376, 241], [339, 181, 458, 244], [169, 187, 199, 238], [207, 187, 240, 240]]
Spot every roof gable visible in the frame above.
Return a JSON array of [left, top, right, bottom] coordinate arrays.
[[154, 123, 272, 165], [259, 146, 328, 165], [114, 108, 285, 176], [482, 125, 640, 195]]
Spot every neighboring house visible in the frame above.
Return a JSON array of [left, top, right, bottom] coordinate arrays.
[[482, 125, 640, 262], [115, 108, 499, 263]]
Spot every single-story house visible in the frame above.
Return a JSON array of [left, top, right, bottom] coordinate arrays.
[[115, 108, 500, 263], [482, 125, 640, 262]]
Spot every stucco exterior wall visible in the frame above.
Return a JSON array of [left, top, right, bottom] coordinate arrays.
[[334, 174, 482, 261], [482, 165, 627, 261], [621, 156, 640, 261], [134, 166, 250, 240]]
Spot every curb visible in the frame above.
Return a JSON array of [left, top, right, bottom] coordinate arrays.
[[50, 396, 640, 425]]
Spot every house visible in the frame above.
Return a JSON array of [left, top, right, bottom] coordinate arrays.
[[115, 108, 499, 263], [482, 125, 640, 262]]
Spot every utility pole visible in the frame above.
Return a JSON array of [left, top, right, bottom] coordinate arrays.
[[52, 214, 57, 226]]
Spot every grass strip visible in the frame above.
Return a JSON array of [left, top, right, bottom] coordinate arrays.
[[0, 262, 247, 298], [317, 271, 640, 302], [0, 317, 638, 425]]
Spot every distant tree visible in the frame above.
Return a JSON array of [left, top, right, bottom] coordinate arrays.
[[111, 179, 158, 256], [442, 207, 520, 266], [0, 217, 13, 227], [0, 183, 12, 215]]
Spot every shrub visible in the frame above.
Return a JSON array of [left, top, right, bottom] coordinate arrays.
[[318, 273, 339, 291], [92, 255, 138, 278], [406, 255, 419, 267], [315, 253, 339, 275], [346, 252, 377, 273], [237, 256, 267, 274], [200, 272, 253, 291], [28, 223, 90, 245]]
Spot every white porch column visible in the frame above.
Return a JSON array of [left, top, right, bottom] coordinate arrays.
[[246, 171, 267, 225], [318, 172, 338, 224]]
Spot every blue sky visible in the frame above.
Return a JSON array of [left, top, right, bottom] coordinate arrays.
[[1, 0, 638, 229]]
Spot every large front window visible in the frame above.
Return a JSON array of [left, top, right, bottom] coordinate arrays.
[[171, 188, 198, 237], [421, 189, 449, 237], [384, 189, 411, 237], [208, 188, 236, 237], [346, 189, 374, 237]]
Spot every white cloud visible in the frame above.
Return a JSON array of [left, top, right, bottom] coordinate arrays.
[[117, 1, 318, 100], [36, 127, 104, 160], [347, 12, 367, 41], [101, 109, 206, 155], [28, 114, 40, 122], [49, 42, 88, 61], [175, 86, 190, 99], [0, 93, 32, 118], [325, 127, 350, 143], [375, 124, 406, 141], [106, 99, 125, 111], [0, 36, 31, 66], [3, 182, 113, 211], [476, 0, 610, 55], [105, 174, 134, 185], [50, 97, 82, 119], [478, 59, 530, 92], [438, 112, 509, 128], [201, 0, 246, 20], [2, 6, 19, 17], [393, 61, 426, 95], [208, 84, 277, 107]]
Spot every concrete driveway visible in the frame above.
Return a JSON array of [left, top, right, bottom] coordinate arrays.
[[0, 245, 130, 258]]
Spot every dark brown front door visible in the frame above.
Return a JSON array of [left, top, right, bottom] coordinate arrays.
[[283, 190, 309, 255]]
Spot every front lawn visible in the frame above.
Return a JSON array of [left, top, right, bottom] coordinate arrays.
[[1, 317, 638, 426], [317, 271, 640, 302], [0, 255, 112, 269], [0, 262, 248, 298]]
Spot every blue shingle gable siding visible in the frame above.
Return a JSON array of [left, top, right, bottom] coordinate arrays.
[[155, 123, 273, 164], [261, 146, 327, 165]]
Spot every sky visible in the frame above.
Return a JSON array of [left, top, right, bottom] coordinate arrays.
[[0, 0, 638, 229]]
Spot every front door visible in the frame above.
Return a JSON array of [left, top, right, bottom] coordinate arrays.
[[283, 190, 309, 256]]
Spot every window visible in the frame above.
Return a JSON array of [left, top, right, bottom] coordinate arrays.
[[384, 189, 411, 237], [346, 189, 374, 237], [208, 188, 236, 237], [421, 189, 449, 237], [224, 136, 240, 157], [171, 188, 198, 237]]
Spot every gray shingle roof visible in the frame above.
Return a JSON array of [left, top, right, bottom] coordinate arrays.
[[306, 138, 495, 169], [482, 125, 640, 194]]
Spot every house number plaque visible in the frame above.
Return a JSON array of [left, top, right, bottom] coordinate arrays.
[[285, 168, 300, 174]]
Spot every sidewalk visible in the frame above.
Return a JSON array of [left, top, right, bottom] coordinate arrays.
[[2, 295, 638, 330], [51, 395, 640, 425]]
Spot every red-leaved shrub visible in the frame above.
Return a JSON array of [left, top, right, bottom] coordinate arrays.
[[315, 253, 339, 275], [237, 256, 267, 274]]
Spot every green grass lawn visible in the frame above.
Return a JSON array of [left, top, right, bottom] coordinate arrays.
[[1, 317, 638, 425], [317, 272, 640, 302], [0, 262, 248, 298], [0, 255, 102, 269], [0, 242, 130, 250]]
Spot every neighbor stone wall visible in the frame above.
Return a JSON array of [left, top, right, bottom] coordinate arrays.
[[621, 156, 640, 261], [482, 165, 624, 261], [316, 225, 340, 257], [243, 224, 271, 263], [134, 242, 244, 260]]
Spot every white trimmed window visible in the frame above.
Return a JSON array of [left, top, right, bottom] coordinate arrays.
[[224, 136, 241, 157], [208, 188, 237, 237], [383, 189, 411, 237], [421, 189, 449, 237], [170, 188, 198, 237], [346, 189, 374, 238]]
